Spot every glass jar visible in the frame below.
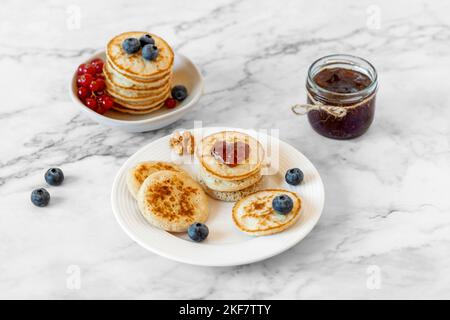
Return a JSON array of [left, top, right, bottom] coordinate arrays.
[[305, 54, 378, 139]]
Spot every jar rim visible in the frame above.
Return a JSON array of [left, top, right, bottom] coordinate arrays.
[[306, 54, 378, 103]]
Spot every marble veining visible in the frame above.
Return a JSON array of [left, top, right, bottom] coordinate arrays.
[[0, 0, 449, 299]]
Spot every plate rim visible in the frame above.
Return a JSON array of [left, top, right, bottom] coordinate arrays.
[[69, 50, 204, 125], [111, 127, 325, 266]]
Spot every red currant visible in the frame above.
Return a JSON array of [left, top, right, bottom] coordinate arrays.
[[77, 63, 87, 75], [164, 98, 177, 109], [95, 74, 105, 80], [95, 97, 108, 114], [85, 97, 97, 109], [95, 90, 105, 96], [77, 86, 91, 99], [89, 79, 105, 92], [77, 74, 94, 88], [95, 104, 106, 114], [97, 107, 107, 114], [100, 95, 114, 110], [91, 59, 104, 74], [84, 63, 96, 75]]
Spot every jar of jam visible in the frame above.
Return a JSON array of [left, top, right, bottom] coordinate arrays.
[[304, 54, 378, 139]]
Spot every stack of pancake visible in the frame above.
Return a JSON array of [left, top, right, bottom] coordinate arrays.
[[104, 31, 174, 114], [126, 161, 208, 232], [196, 131, 265, 202]]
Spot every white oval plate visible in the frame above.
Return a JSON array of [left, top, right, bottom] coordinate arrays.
[[111, 127, 324, 266], [69, 51, 203, 132]]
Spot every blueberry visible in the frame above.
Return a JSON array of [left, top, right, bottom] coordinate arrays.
[[285, 168, 304, 186], [139, 34, 155, 47], [122, 38, 140, 54], [31, 188, 50, 207], [272, 194, 293, 215], [171, 85, 188, 102], [188, 222, 209, 242], [142, 44, 159, 61], [45, 168, 64, 186]]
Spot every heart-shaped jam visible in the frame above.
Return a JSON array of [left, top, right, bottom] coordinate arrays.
[[211, 140, 250, 167]]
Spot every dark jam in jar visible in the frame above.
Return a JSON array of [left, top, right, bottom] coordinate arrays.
[[314, 68, 372, 94], [306, 54, 378, 139]]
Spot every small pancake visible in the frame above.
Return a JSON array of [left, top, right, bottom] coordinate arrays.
[[199, 177, 263, 202], [137, 170, 208, 232], [199, 166, 262, 192], [126, 161, 186, 199], [106, 59, 172, 83], [104, 61, 172, 89], [112, 101, 165, 114], [232, 189, 301, 236], [104, 62, 172, 93], [112, 91, 169, 107], [196, 131, 265, 181], [107, 31, 174, 80], [106, 80, 171, 102]]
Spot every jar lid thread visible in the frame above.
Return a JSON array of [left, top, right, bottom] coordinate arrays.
[[292, 91, 375, 118]]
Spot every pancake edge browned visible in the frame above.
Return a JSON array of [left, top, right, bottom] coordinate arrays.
[[106, 31, 174, 79], [104, 63, 172, 92], [137, 170, 208, 232], [196, 131, 265, 181], [112, 101, 164, 114], [232, 189, 302, 235], [106, 80, 171, 102], [105, 60, 172, 84]]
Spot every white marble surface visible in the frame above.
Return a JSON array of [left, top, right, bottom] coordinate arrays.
[[1, 0, 449, 299]]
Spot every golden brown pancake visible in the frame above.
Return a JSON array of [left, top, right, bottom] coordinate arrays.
[[112, 101, 165, 114], [126, 161, 186, 199], [104, 31, 174, 115], [137, 170, 208, 232], [196, 131, 265, 181], [106, 31, 174, 80], [232, 189, 301, 236]]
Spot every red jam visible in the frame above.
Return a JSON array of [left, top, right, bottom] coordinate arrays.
[[306, 55, 378, 139], [212, 140, 250, 167], [313, 68, 372, 94]]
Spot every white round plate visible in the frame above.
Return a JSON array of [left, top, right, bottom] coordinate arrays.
[[111, 127, 324, 266], [69, 51, 203, 132]]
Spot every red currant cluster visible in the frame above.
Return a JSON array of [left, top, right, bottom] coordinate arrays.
[[76, 58, 115, 114]]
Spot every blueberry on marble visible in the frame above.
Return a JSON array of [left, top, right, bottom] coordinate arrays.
[[31, 188, 50, 207], [171, 85, 188, 101], [272, 194, 293, 215], [139, 34, 155, 47], [285, 168, 304, 186], [122, 38, 141, 54], [45, 168, 64, 186], [142, 44, 159, 61], [188, 222, 209, 242]]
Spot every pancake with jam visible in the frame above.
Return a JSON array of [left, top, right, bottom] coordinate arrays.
[[137, 170, 208, 232], [126, 161, 186, 199], [232, 189, 301, 236], [197, 131, 265, 181], [196, 131, 265, 201]]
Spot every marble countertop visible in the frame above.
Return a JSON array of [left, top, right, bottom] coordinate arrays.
[[1, 0, 449, 299]]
